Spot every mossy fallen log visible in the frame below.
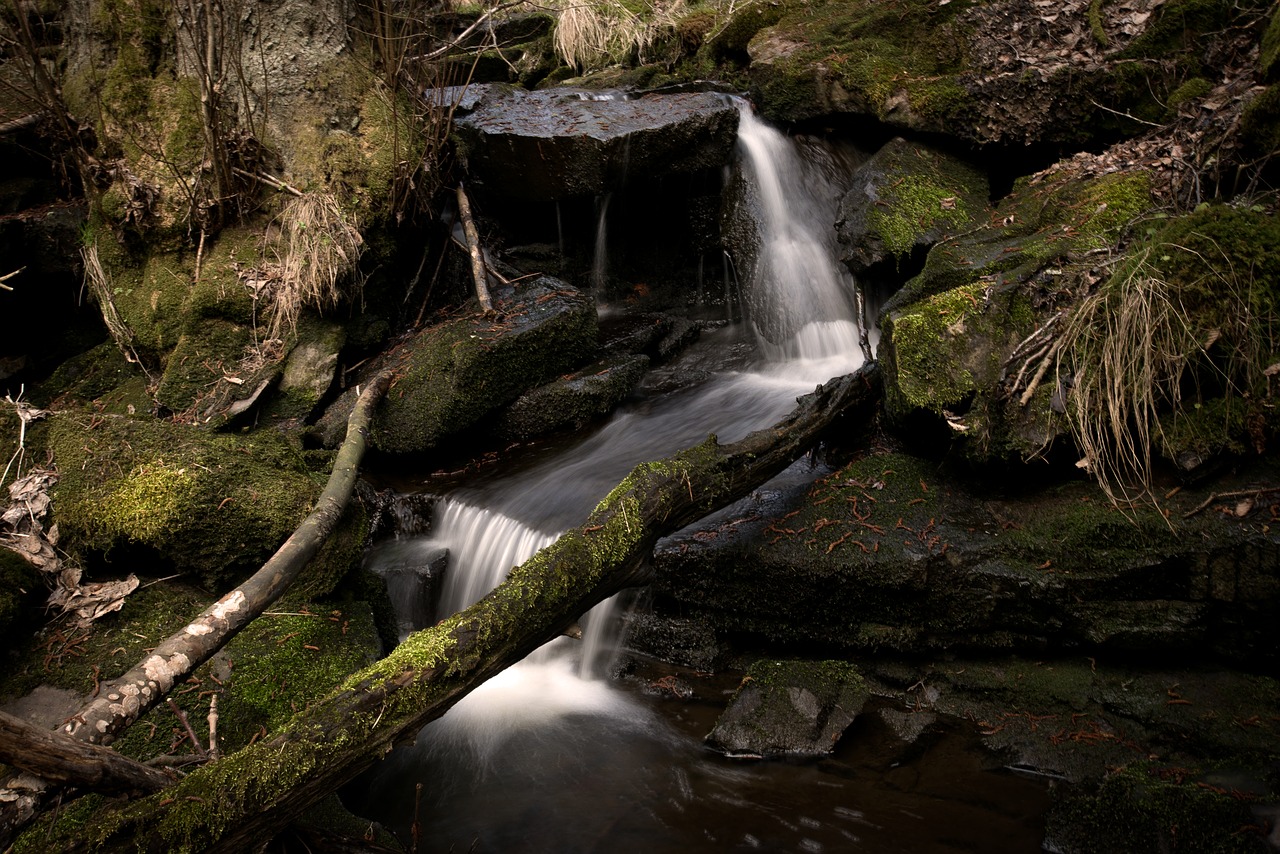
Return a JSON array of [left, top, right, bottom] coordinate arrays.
[[23, 362, 882, 853], [0, 372, 392, 847]]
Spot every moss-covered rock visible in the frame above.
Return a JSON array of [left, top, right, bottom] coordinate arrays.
[[706, 658, 869, 757], [491, 352, 649, 442], [1046, 762, 1274, 853], [213, 602, 380, 751], [878, 170, 1158, 460], [1068, 203, 1280, 475], [46, 411, 363, 590], [314, 277, 598, 454], [653, 449, 1280, 661], [836, 137, 990, 274]]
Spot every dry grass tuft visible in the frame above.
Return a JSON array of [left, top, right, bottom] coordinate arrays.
[[265, 192, 365, 341], [1057, 240, 1275, 503], [553, 0, 683, 71]]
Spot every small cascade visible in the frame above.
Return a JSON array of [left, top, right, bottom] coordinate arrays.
[[733, 102, 863, 361]]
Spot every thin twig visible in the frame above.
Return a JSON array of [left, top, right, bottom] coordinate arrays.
[[1182, 487, 1280, 518], [166, 699, 206, 757]]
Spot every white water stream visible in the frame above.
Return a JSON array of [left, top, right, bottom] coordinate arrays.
[[358, 101, 882, 849]]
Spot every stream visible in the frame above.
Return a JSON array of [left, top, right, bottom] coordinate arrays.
[[345, 103, 1050, 852]]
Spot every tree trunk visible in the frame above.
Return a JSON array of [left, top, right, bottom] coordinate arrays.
[[28, 363, 881, 853], [0, 372, 393, 847]]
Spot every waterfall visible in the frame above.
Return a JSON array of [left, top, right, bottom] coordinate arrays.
[[362, 100, 871, 828], [591, 192, 611, 293], [733, 102, 863, 362]]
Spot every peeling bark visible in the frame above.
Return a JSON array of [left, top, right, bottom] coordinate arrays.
[[32, 363, 881, 853], [0, 372, 393, 847]]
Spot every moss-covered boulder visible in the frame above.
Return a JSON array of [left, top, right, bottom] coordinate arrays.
[[653, 450, 1280, 661], [491, 352, 649, 442], [263, 318, 346, 424], [46, 412, 364, 592], [1046, 762, 1276, 853], [706, 659, 870, 757], [837, 137, 990, 274], [724, 0, 1261, 147], [878, 169, 1157, 460], [315, 277, 598, 454]]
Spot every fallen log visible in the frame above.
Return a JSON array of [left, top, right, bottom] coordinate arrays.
[[23, 363, 882, 852], [0, 372, 393, 846], [0, 711, 174, 797]]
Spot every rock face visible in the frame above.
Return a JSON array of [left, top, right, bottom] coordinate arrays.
[[653, 451, 1280, 665], [705, 659, 870, 757], [314, 276, 598, 453], [453, 87, 740, 201]]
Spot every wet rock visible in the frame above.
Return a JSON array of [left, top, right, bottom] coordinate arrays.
[[366, 541, 449, 639], [454, 88, 739, 201], [706, 659, 870, 757], [877, 707, 937, 744], [491, 352, 649, 441], [836, 138, 989, 275], [624, 612, 723, 671], [314, 276, 597, 453]]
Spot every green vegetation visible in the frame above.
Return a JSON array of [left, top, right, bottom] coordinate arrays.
[[45, 411, 365, 591]]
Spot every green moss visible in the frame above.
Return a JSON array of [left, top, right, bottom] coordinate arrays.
[[0, 580, 211, 702], [1262, 7, 1280, 80], [370, 280, 597, 454], [215, 605, 379, 750], [1165, 76, 1212, 115], [885, 282, 986, 411], [1239, 82, 1280, 156], [742, 0, 973, 123], [32, 341, 141, 408], [152, 319, 255, 414], [871, 175, 973, 257], [1088, 0, 1109, 47], [47, 413, 327, 588]]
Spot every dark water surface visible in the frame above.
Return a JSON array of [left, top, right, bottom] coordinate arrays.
[[344, 664, 1049, 853]]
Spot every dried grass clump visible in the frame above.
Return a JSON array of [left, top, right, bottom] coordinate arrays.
[[1057, 240, 1276, 503], [266, 192, 364, 341], [553, 0, 682, 71]]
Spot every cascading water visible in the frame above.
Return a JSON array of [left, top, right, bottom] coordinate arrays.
[[350, 103, 1043, 852]]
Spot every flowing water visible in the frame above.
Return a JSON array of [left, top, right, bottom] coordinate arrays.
[[349, 102, 1048, 851]]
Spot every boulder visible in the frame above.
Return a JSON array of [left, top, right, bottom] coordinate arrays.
[[654, 450, 1280, 665], [314, 276, 598, 454], [878, 169, 1157, 460], [491, 352, 649, 442], [453, 87, 740, 201], [706, 659, 870, 757], [46, 411, 366, 592], [836, 138, 989, 274]]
